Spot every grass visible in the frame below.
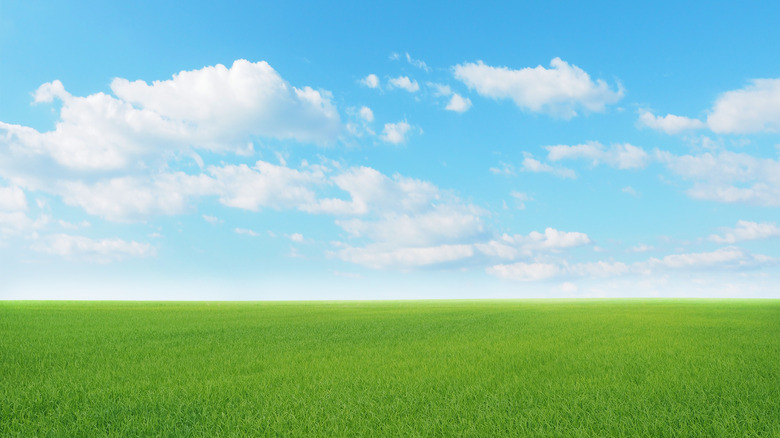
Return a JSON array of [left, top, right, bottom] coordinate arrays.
[[1, 299, 779, 436]]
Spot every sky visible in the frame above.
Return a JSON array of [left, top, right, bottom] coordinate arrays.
[[1, 1, 779, 300]]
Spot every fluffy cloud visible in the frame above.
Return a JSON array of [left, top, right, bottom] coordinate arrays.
[[380, 121, 413, 144], [446, 93, 472, 113], [0, 185, 27, 211], [0, 59, 340, 181], [359, 106, 374, 122], [546, 141, 650, 169], [709, 220, 780, 243], [388, 76, 420, 92], [112, 59, 340, 145], [361, 74, 380, 88], [707, 79, 780, 133], [32, 233, 154, 262], [638, 110, 705, 135], [501, 228, 592, 253], [486, 262, 561, 281], [453, 57, 623, 118]]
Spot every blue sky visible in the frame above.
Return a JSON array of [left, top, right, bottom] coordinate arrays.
[[1, 1, 779, 299]]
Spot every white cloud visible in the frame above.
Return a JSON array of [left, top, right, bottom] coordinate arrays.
[[486, 262, 561, 281], [709, 220, 780, 243], [234, 228, 259, 237], [202, 214, 222, 224], [489, 162, 515, 175], [521, 155, 576, 179], [359, 106, 374, 122], [112, 59, 340, 145], [546, 141, 650, 169], [338, 243, 474, 270], [361, 74, 380, 89], [32, 233, 154, 262], [58, 173, 217, 222], [0, 59, 341, 192], [707, 79, 780, 133], [380, 121, 412, 144], [405, 53, 431, 72], [388, 76, 420, 93], [638, 110, 705, 134], [209, 160, 324, 212], [429, 82, 452, 96], [290, 233, 304, 242], [628, 243, 654, 253], [446, 93, 472, 113], [622, 186, 638, 196], [0, 185, 27, 211], [453, 57, 623, 118], [502, 227, 592, 253], [656, 150, 780, 206], [487, 247, 774, 282]]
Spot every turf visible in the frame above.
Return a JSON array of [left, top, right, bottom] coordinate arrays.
[[1, 299, 779, 436]]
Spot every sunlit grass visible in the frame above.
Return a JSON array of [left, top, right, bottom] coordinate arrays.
[[2, 299, 779, 436]]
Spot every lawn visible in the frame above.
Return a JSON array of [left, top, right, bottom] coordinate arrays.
[[1, 300, 779, 436]]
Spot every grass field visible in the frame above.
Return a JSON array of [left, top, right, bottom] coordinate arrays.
[[1, 300, 779, 436]]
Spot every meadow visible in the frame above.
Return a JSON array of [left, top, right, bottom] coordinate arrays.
[[1, 299, 779, 436]]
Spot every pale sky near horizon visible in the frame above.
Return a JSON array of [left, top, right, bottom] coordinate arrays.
[[1, 1, 779, 299]]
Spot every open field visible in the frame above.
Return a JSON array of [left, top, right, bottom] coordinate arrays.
[[1, 300, 779, 436]]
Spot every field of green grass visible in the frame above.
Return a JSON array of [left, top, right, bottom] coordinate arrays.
[[1, 299, 779, 436]]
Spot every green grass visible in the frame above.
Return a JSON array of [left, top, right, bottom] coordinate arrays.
[[1, 300, 779, 436]]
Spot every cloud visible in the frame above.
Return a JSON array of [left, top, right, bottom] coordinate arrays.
[[359, 106, 374, 122], [209, 160, 324, 212], [57, 173, 217, 222], [638, 110, 705, 134], [337, 243, 474, 270], [388, 76, 420, 92], [486, 262, 561, 281], [487, 247, 774, 282], [501, 227, 592, 254], [546, 141, 650, 169], [0, 185, 27, 211], [234, 228, 259, 237], [112, 59, 340, 145], [709, 220, 780, 243], [707, 79, 780, 133], [32, 233, 154, 262], [202, 214, 222, 224], [380, 121, 413, 144], [453, 57, 623, 118], [405, 53, 431, 72], [521, 155, 576, 179], [656, 150, 780, 206], [622, 186, 638, 196], [446, 93, 472, 113], [360, 74, 380, 88], [0, 59, 341, 190], [289, 233, 304, 242]]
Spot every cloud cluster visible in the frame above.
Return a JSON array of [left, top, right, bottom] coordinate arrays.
[[453, 57, 623, 118]]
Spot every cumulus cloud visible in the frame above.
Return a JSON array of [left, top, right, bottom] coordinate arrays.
[[234, 228, 259, 237], [638, 110, 705, 134], [486, 262, 562, 281], [405, 53, 431, 72], [707, 79, 780, 133], [32, 234, 154, 262], [453, 57, 623, 118], [709, 220, 780, 243], [388, 76, 420, 92], [446, 93, 472, 113], [380, 121, 413, 144], [546, 141, 650, 169], [360, 74, 380, 88], [0, 59, 341, 191]]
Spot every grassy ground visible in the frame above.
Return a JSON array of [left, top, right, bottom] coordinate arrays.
[[1, 299, 779, 436]]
